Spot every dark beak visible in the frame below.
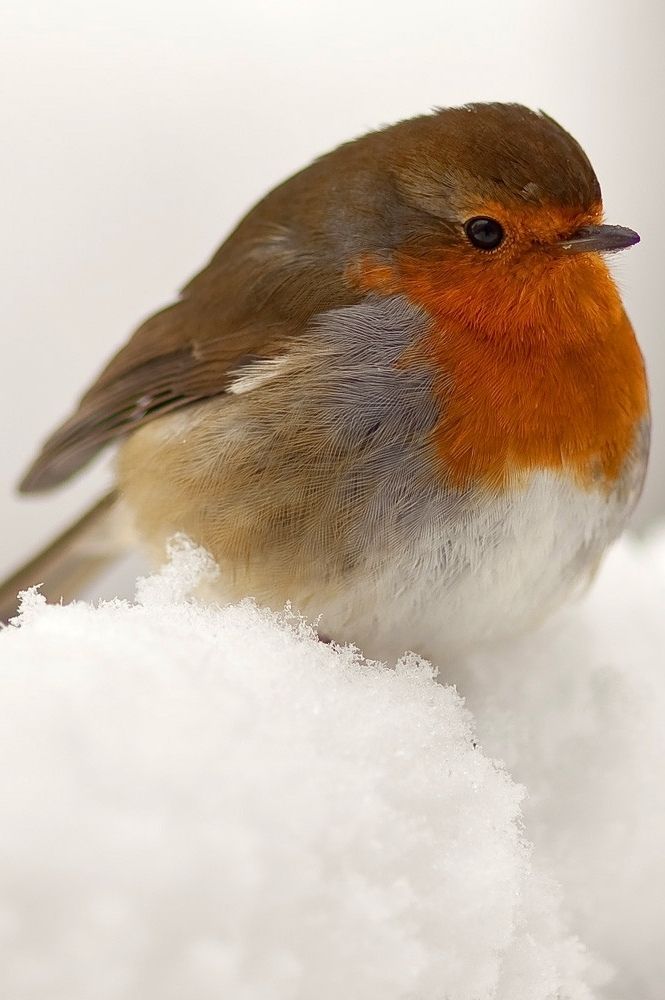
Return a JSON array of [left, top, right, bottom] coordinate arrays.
[[557, 224, 640, 254]]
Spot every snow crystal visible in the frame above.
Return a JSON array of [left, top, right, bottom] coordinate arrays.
[[0, 531, 663, 999]]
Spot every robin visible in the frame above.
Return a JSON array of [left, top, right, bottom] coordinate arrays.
[[0, 103, 649, 660]]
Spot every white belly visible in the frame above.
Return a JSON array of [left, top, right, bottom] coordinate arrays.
[[283, 471, 624, 663]]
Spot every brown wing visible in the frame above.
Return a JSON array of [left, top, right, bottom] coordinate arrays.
[[20, 300, 291, 492], [19, 228, 359, 492], [19, 118, 426, 493]]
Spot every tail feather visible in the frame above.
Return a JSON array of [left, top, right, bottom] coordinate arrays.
[[0, 491, 122, 625]]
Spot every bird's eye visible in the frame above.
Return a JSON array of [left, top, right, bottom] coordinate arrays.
[[464, 217, 504, 250]]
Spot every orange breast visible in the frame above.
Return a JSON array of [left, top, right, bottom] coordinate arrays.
[[348, 250, 648, 492]]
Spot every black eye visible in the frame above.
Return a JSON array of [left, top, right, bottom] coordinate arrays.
[[464, 216, 504, 250]]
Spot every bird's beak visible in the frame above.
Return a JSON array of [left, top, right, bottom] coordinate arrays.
[[557, 224, 640, 254]]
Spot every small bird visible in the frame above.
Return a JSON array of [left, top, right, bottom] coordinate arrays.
[[0, 103, 649, 660]]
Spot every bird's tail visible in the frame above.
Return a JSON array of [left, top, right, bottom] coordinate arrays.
[[0, 491, 123, 625]]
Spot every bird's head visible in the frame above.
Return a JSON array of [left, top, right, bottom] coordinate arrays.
[[342, 103, 638, 352]]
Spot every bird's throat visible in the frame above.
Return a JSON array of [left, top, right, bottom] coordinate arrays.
[[349, 251, 648, 492]]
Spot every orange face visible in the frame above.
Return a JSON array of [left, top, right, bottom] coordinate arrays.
[[347, 199, 648, 493]]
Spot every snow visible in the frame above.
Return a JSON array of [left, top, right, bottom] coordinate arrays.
[[0, 533, 663, 1000]]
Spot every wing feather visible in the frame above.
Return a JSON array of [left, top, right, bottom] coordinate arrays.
[[20, 253, 354, 492]]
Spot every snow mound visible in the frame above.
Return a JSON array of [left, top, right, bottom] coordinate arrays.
[[0, 533, 663, 999], [454, 531, 665, 1000]]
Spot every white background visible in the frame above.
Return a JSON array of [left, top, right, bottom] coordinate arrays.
[[1, 0, 663, 582]]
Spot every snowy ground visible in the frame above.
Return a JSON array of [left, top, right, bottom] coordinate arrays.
[[0, 533, 663, 1000]]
